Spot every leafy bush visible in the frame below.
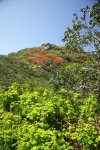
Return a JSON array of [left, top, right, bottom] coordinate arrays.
[[0, 83, 99, 149], [52, 62, 100, 97]]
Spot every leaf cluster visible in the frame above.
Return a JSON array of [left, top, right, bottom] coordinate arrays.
[[62, 2, 100, 57], [0, 83, 100, 149]]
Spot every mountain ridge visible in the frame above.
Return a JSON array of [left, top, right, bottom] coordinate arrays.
[[0, 44, 96, 89]]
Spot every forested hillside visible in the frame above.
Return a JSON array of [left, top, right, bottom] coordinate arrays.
[[0, 44, 97, 91], [0, 44, 100, 150]]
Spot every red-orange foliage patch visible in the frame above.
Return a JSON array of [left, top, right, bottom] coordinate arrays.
[[53, 57, 63, 64], [28, 49, 35, 54], [34, 52, 42, 57], [26, 49, 63, 67], [44, 53, 56, 58], [42, 56, 51, 61], [32, 60, 45, 67]]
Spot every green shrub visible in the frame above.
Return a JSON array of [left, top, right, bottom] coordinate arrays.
[[0, 84, 99, 149]]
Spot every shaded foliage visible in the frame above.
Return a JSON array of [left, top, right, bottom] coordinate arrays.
[[52, 62, 100, 98]]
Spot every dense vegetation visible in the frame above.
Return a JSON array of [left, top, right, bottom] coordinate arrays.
[[0, 46, 96, 90], [0, 83, 100, 150], [0, 44, 99, 150], [0, 2, 100, 150]]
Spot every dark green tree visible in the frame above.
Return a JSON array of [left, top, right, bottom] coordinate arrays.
[[62, 2, 100, 57]]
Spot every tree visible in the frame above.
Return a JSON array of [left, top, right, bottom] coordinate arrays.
[[62, 2, 100, 57]]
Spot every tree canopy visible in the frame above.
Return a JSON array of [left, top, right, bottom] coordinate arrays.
[[62, 2, 100, 57]]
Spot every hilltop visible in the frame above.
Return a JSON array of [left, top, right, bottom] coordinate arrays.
[[8, 43, 64, 67], [0, 43, 99, 94], [8, 43, 93, 67]]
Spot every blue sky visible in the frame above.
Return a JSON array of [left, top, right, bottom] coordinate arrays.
[[0, 0, 97, 54]]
